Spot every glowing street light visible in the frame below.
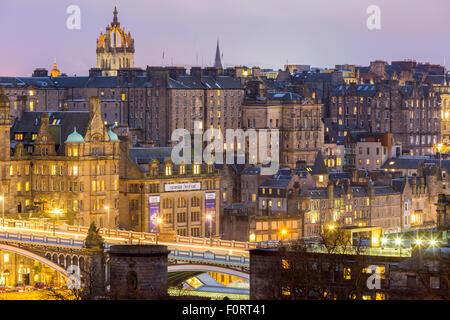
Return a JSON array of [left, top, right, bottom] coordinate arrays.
[[206, 214, 213, 247], [328, 224, 336, 230], [395, 238, 402, 246], [415, 239, 423, 246], [104, 205, 110, 236], [0, 194, 4, 228], [381, 237, 388, 246], [249, 233, 256, 242], [155, 216, 162, 245], [429, 239, 437, 247], [52, 208, 63, 237]]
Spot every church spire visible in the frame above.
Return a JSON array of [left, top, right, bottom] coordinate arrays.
[[112, 6, 119, 26], [214, 39, 223, 69]]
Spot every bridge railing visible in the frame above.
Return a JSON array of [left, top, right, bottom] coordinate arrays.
[[0, 218, 256, 250], [0, 230, 85, 247], [170, 248, 250, 265]]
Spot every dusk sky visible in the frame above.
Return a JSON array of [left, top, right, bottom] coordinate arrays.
[[0, 0, 449, 76]]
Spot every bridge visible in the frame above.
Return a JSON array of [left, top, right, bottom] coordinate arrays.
[[0, 218, 253, 287]]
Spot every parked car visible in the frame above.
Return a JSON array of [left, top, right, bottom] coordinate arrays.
[[34, 282, 47, 290], [0, 285, 11, 293], [14, 283, 26, 292]]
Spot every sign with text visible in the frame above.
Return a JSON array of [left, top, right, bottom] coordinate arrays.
[[164, 182, 201, 192]]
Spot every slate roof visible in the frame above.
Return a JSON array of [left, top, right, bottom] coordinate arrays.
[[11, 111, 91, 147], [310, 150, 328, 175], [128, 147, 173, 169], [373, 186, 400, 196], [259, 176, 292, 189], [242, 166, 261, 175], [382, 157, 432, 170], [332, 84, 376, 97]]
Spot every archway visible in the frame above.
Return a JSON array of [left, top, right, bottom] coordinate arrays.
[[0, 243, 69, 278]]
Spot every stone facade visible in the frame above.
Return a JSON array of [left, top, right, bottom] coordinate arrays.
[[243, 89, 324, 168], [108, 245, 169, 299], [0, 96, 120, 228], [119, 146, 221, 236]]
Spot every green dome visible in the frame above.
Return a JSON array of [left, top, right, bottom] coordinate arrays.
[[108, 128, 119, 141], [65, 127, 84, 143]]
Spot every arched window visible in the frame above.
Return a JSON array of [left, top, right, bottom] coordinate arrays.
[[163, 198, 173, 209], [177, 197, 187, 208], [191, 197, 200, 207]]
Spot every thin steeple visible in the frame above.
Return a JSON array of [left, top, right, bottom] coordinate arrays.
[[214, 39, 223, 69]]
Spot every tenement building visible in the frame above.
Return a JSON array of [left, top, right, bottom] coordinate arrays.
[[0, 94, 120, 228], [328, 81, 441, 156], [243, 84, 324, 168], [118, 146, 221, 236]]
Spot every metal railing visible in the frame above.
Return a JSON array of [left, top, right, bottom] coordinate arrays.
[[0, 230, 85, 247], [0, 218, 256, 251], [169, 248, 250, 265]]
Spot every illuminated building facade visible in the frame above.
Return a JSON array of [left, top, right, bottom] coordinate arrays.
[[0, 94, 120, 228], [119, 147, 221, 236], [96, 7, 135, 76]]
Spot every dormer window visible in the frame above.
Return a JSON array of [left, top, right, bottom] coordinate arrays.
[[15, 134, 23, 141], [193, 164, 200, 175], [165, 165, 172, 176], [179, 165, 186, 175]]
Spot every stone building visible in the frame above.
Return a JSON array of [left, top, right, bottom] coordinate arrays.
[[118, 146, 221, 236], [242, 88, 324, 168], [328, 81, 440, 156], [0, 95, 120, 228], [96, 7, 135, 76]]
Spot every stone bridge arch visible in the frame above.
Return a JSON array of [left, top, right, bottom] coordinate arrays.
[[0, 243, 69, 278], [167, 263, 249, 286]]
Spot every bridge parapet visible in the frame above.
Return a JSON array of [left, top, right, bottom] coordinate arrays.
[[169, 249, 250, 271], [0, 230, 85, 248]]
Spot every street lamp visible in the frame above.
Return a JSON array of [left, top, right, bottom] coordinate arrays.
[[0, 195, 4, 228], [437, 143, 443, 167], [156, 217, 162, 245], [104, 206, 110, 237], [249, 233, 256, 242], [52, 208, 63, 237], [206, 214, 212, 247]]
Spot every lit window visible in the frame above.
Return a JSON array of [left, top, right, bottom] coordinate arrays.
[[9, 165, 13, 176], [193, 164, 200, 175], [51, 165, 56, 176], [343, 268, 351, 280], [17, 182, 21, 191], [319, 175, 324, 182], [281, 259, 290, 269], [73, 166, 78, 175], [121, 93, 126, 101], [165, 165, 172, 176]]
